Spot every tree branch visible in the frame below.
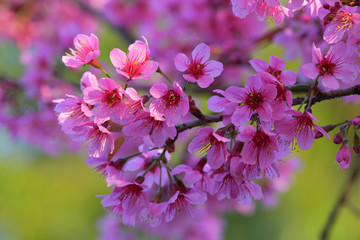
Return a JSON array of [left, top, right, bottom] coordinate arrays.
[[176, 115, 223, 133], [320, 159, 360, 240], [293, 85, 360, 106]]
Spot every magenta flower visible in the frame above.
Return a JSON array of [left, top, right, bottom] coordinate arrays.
[[149, 190, 207, 222], [122, 87, 146, 122], [62, 33, 100, 68], [224, 75, 277, 126], [211, 167, 263, 203], [323, 7, 360, 44], [101, 181, 148, 226], [301, 43, 355, 89], [54, 94, 92, 134], [83, 78, 127, 124], [72, 122, 114, 158], [275, 110, 330, 150], [122, 111, 177, 147], [188, 127, 230, 169], [250, 55, 297, 87], [336, 139, 351, 170], [237, 125, 280, 171], [256, 0, 287, 26], [110, 37, 158, 80], [174, 43, 223, 88], [231, 0, 257, 18], [80, 71, 98, 91], [149, 81, 189, 126]]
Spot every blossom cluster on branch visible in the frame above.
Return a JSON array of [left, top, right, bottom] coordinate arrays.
[[1, 0, 360, 239]]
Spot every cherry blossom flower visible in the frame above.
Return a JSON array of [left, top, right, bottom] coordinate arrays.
[[149, 81, 189, 126], [174, 43, 223, 88], [83, 78, 127, 124], [54, 94, 92, 134], [224, 75, 277, 126], [122, 111, 176, 147], [72, 122, 114, 158], [275, 110, 330, 150], [237, 125, 280, 170], [62, 33, 100, 68], [301, 42, 355, 89], [110, 37, 158, 80], [149, 190, 207, 223], [323, 6, 360, 44], [101, 181, 148, 226], [188, 127, 230, 169]]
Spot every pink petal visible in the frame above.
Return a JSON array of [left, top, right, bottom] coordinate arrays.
[[249, 59, 269, 72], [197, 74, 214, 88], [150, 83, 168, 98], [110, 48, 127, 69], [205, 60, 223, 77], [301, 63, 318, 79], [269, 55, 286, 71], [192, 43, 210, 64], [174, 53, 189, 72]]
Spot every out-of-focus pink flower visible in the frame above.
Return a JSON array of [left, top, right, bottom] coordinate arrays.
[[275, 110, 330, 150], [174, 43, 223, 88], [188, 126, 230, 169], [80, 71, 98, 91], [149, 81, 189, 126], [336, 139, 351, 170], [237, 125, 280, 170], [224, 75, 277, 126], [62, 33, 100, 68], [110, 37, 158, 80], [83, 78, 127, 124], [301, 42, 355, 89]]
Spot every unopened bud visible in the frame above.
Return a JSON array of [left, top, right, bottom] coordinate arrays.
[[336, 139, 351, 170], [89, 58, 102, 69], [333, 127, 347, 144], [315, 124, 337, 139], [135, 176, 145, 184], [323, 3, 330, 9], [352, 116, 360, 126]]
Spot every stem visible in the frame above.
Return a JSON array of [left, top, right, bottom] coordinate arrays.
[[142, 158, 158, 177], [115, 147, 158, 163], [306, 76, 319, 110], [289, 84, 311, 90], [99, 66, 111, 79], [320, 159, 360, 240], [157, 67, 172, 84], [183, 81, 189, 91]]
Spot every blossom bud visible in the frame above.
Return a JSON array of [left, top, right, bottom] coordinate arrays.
[[323, 3, 330, 9], [352, 116, 360, 126], [135, 176, 145, 184], [315, 124, 337, 139], [333, 126, 347, 144], [353, 131, 360, 154], [336, 139, 351, 170]]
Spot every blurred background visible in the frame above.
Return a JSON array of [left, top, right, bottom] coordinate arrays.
[[0, 0, 360, 239]]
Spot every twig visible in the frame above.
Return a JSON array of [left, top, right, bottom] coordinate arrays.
[[320, 160, 360, 240], [347, 201, 360, 218], [176, 115, 223, 133], [293, 85, 360, 106]]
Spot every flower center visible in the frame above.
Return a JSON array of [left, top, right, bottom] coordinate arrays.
[[103, 89, 121, 107], [244, 91, 264, 110]]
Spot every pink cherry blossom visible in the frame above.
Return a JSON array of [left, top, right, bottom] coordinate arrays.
[[301, 42, 355, 89], [174, 43, 223, 88], [62, 33, 100, 68], [80, 71, 98, 91], [224, 75, 277, 126], [122, 111, 177, 147], [149, 190, 207, 223], [54, 94, 92, 134], [110, 37, 158, 80], [101, 181, 148, 226], [188, 127, 230, 169], [237, 125, 280, 170], [72, 122, 114, 158], [275, 110, 330, 150], [149, 81, 189, 126], [83, 78, 127, 124], [323, 7, 360, 44]]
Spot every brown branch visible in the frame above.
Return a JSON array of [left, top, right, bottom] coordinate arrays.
[[320, 160, 360, 240], [293, 85, 360, 106], [176, 115, 223, 133]]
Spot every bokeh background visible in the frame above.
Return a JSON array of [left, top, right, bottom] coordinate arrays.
[[0, 1, 360, 240]]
